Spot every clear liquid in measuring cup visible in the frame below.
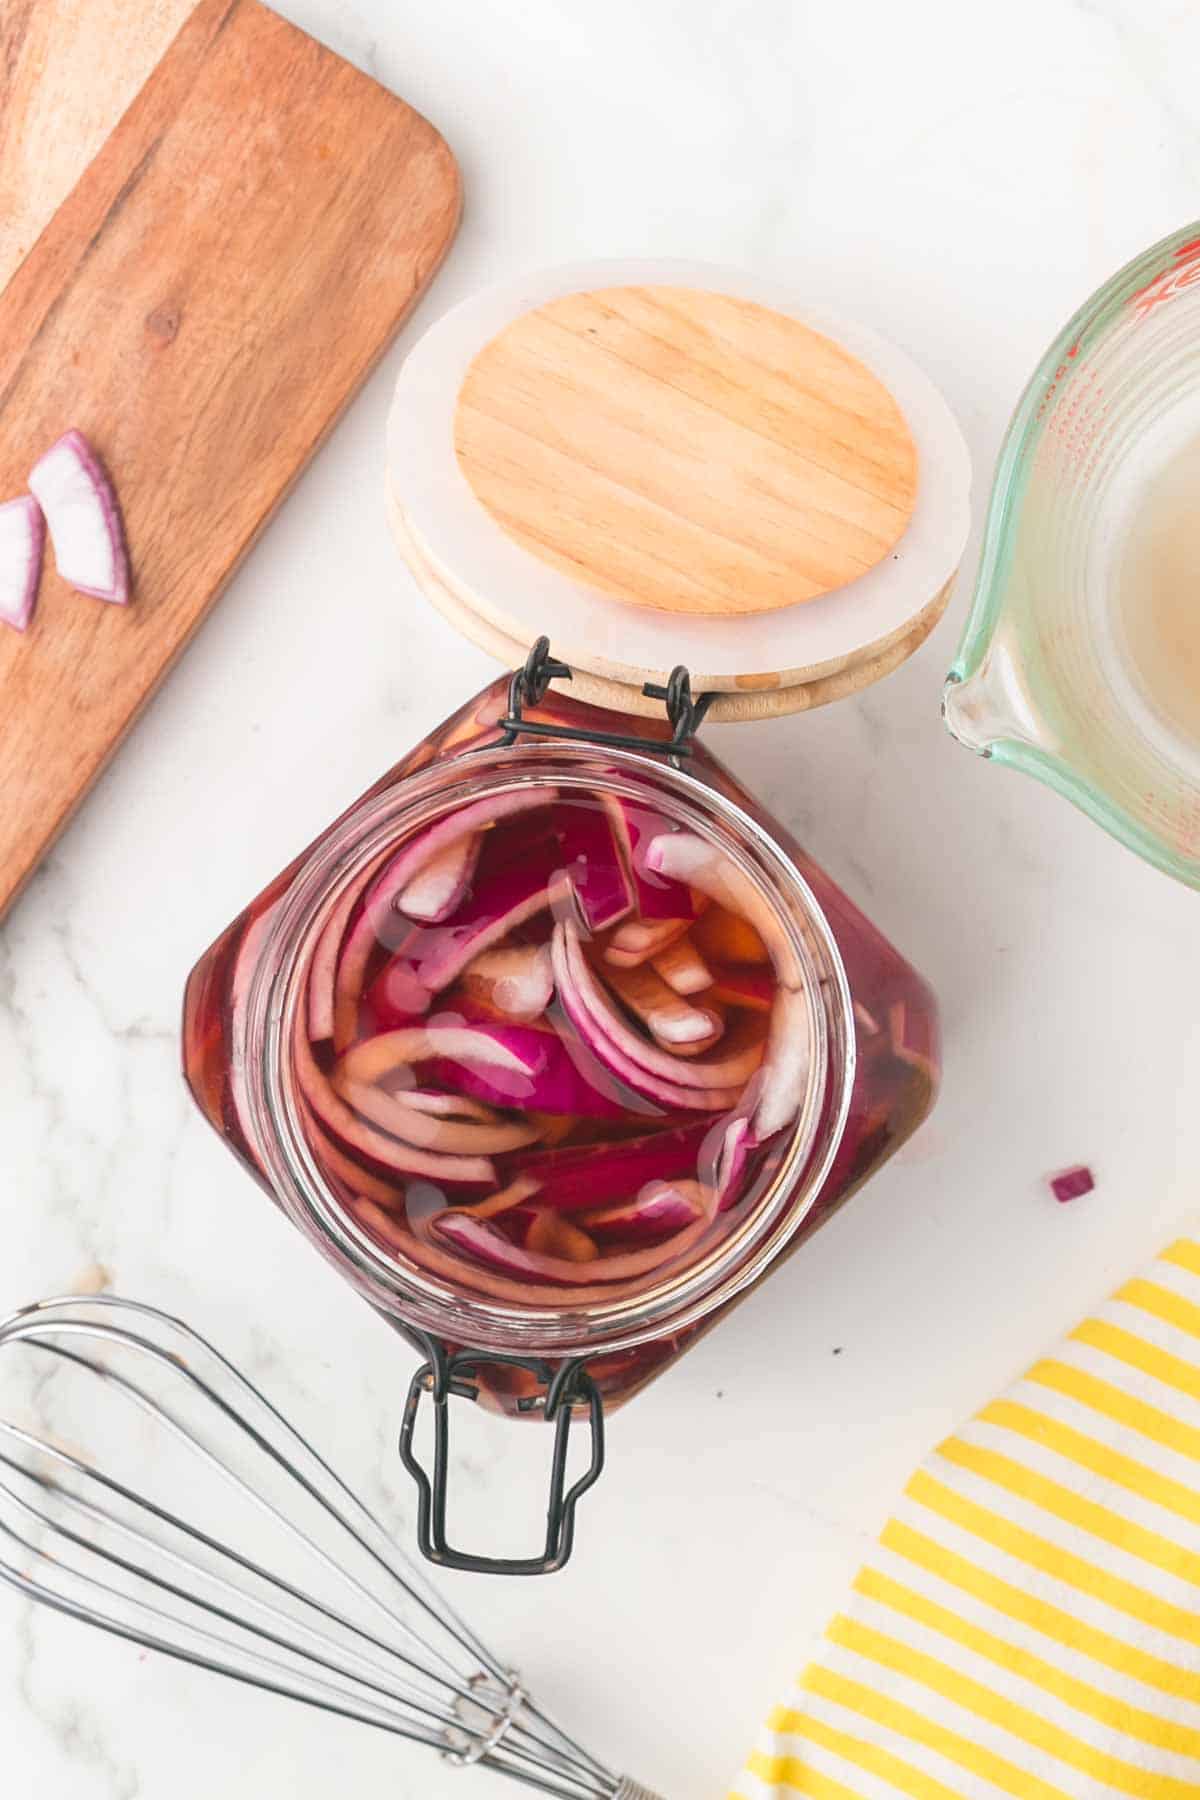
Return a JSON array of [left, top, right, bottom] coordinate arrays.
[[1116, 429, 1200, 751]]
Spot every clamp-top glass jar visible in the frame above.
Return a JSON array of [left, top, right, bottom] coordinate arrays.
[[184, 647, 938, 1573]]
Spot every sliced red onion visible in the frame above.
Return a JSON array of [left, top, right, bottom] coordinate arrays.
[[423, 1015, 631, 1117], [602, 797, 697, 919], [709, 963, 774, 1012], [647, 833, 801, 985], [524, 1208, 598, 1262], [553, 803, 634, 930], [462, 1174, 544, 1221], [753, 986, 812, 1140], [400, 1089, 500, 1124], [351, 1195, 709, 1303], [601, 958, 723, 1051], [463, 944, 553, 1019], [702, 1113, 754, 1212], [360, 956, 433, 1036], [551, 926, 746, 1114], [329, 789, 558, 1046], [516, 1121, 710, 1212], [340, 1025, 537, 1086], [397, 831, 482, 922], [28, 430, 129, 603], [650, 936, 713, 997], [305, 1120, 415, 1208], [306, 844, 395, 1042], [0, 494, 45, 631], [557, 922, 764, 1091], [581, 1181, 706, 1241], [430, 1209, 705, 1286], [294, 1031, 494, 1186], [405, 836, 562, 993], [332, 1073, 541, 1155], [352, 1197, 419, 1251], [364, 788, 557, 950], [605, 916, 692, 968]]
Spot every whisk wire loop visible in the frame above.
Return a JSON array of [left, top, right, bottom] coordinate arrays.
[[0, 1295, 661, 1800]]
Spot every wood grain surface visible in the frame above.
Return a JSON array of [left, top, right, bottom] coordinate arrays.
[[0, 0, 195, 292], [454, 285, 918, 618], [388, 488, 952, 722], [0, 0, 460, 916]]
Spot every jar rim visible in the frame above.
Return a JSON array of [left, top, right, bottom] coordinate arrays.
[[243, 740, 855, 1357]]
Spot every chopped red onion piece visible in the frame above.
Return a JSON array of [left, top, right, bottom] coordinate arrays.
[[0, 494, 45, 632], [1049, 1165, 1094, 1204], [28, 430, 129, 603]]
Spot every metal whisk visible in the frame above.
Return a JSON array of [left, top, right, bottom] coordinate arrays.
[[0, 1295, 661, 1799]]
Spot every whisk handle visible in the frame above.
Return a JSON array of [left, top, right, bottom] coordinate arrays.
[[398, 1339, 605, 1576], [613, 1783, 666, 1800]]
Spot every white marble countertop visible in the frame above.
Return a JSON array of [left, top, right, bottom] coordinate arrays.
[[3, 2, 1200, 1795]]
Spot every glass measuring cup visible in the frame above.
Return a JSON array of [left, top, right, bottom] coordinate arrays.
[[943, 222, 1200, 887]]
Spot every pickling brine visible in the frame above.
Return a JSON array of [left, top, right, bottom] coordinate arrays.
[[1116, 428, 1200, 753], [295, 786, 804, 1300]]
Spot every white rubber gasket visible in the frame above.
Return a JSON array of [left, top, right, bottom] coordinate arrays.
[[387, 259, 971, 692]]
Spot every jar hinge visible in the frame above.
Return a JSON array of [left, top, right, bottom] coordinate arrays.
[[398, 1332, 606, 1576], [497, 636, 713, 759]]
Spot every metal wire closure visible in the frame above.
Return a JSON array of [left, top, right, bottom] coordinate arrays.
[[399, 1337, 605, 1576], [0, 1295, 663, 1800], [498, 636, 713, 759]]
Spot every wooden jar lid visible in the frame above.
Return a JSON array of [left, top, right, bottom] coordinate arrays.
[[454, 287, 918, 618], [387, 261, 972, 719]]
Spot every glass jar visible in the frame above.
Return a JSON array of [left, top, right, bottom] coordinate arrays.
[[184, 661, 938, 1572]]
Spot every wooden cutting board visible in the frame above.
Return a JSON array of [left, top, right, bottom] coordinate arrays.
[[0, 0, 460, 916]]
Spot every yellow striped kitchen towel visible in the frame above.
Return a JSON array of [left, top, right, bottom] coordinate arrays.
[[730, 1236, 1200, 1800]]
